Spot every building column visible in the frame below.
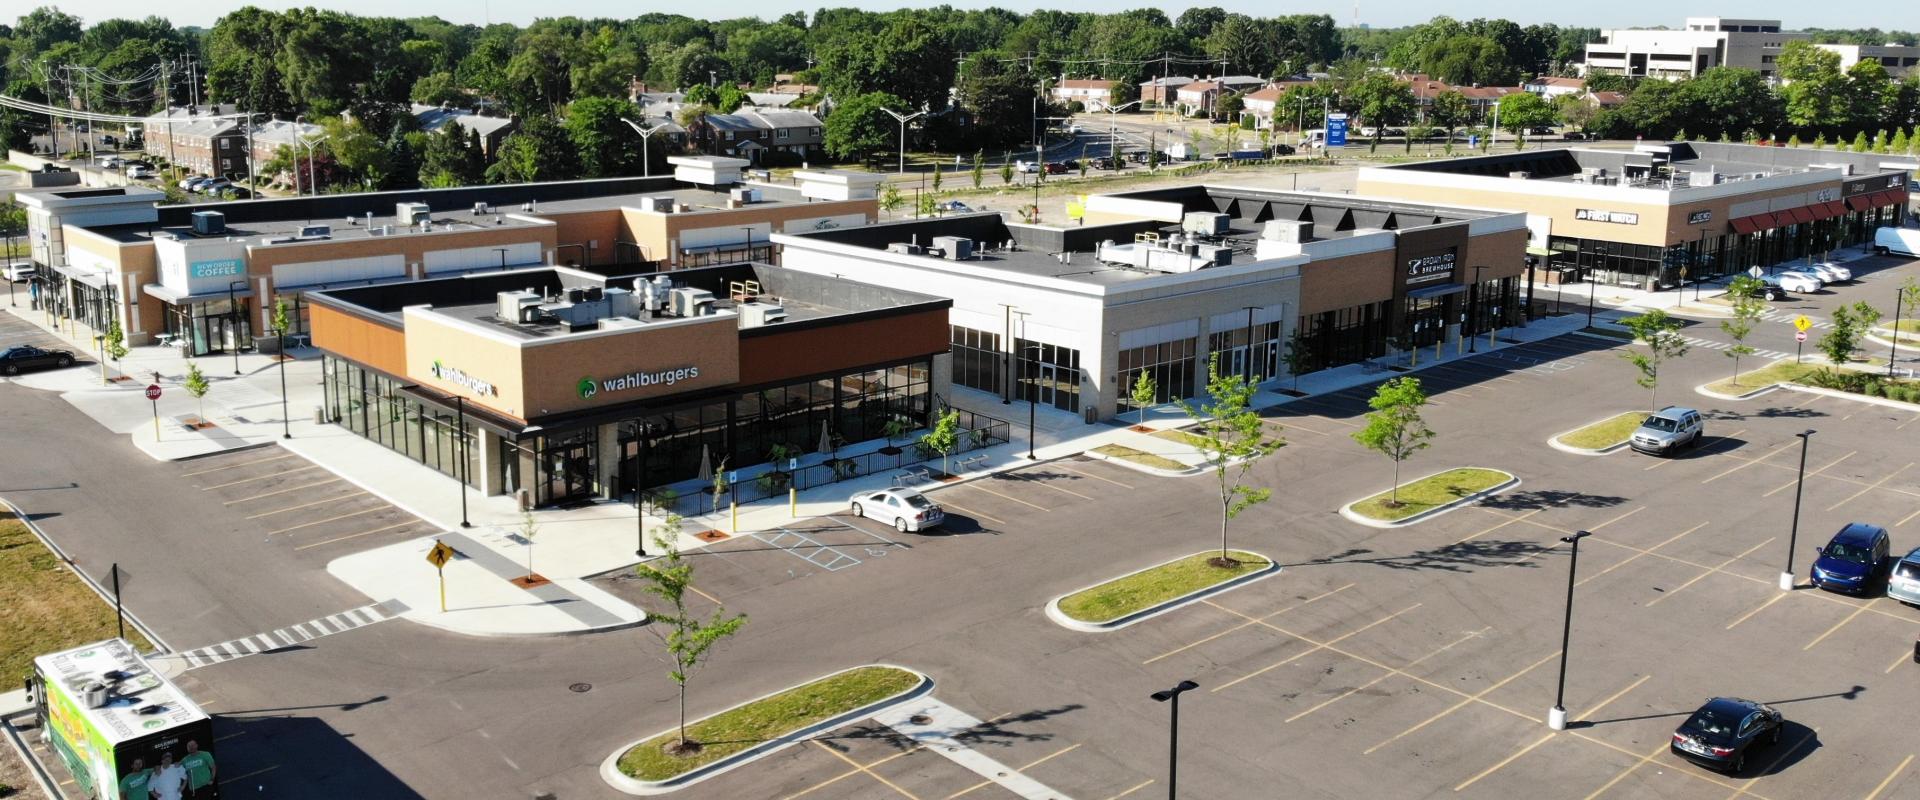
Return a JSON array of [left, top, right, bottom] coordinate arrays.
[[597, 422, 620, 500], [477, 429, 504, 496]]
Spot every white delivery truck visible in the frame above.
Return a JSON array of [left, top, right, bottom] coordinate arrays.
[[1875, 226, 1920, 257]]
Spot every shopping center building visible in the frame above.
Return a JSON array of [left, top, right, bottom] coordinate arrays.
[[773, 185, 1528, 422], [308, 263, 972, 509], [13, 159, 879, 356], [1357, 142, 1913, 290]]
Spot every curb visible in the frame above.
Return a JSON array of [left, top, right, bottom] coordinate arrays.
[[1339, 469, 1520, 529], [1081, 447, 1203, 477], [1546, 412, 1644, 456], [2, 713, 65, 800], [599, 664, 932, 795], [1777, 382, 1920, 413], [1, 495, 171, 654], [1044, 551, 1279, 632], [1695, 381, 1780, 401]]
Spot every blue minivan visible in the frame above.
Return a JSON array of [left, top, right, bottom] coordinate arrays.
[[1810, 523, 1891, 595]]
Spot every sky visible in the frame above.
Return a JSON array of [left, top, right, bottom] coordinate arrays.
[[21, 1, 1919, 33]]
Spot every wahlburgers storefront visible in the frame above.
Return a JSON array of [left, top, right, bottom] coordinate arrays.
[[309, 264, 959, 508]]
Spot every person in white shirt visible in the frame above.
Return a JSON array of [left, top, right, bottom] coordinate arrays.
[[150, 751, 188, 800]]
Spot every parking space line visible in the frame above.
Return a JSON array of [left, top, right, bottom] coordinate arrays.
[[181, 453, 295, 476], [218, 765, 279, 786], [1760, 451, 1856, 497], [1721, 726, 1819, 799], [1825, 462, 1913, 511], [962, 483, 1050, 511], [1454, 734, 1554, 792], [265, 505, 388, 536], [1455, 508, 1545, 545], [1563, 731, 1763, 798], [1726, 593, 1789, 630], [1270, 419, 1328, 436], [1286, 626, 1489, 724], [1803, 604, 1871, 650], [1646, 430, 1746, 471], [808, 740, 921, 799], [1101, 780, 1155, 800], [1899, 413, 1920, 431], [200, 464, 323, 489], [1645, 539, 1775, 607], [1864, 754, 1915, 800], [1361, 650, 1560, 755], [1898, 505, 1920, 527], [1053, 463, 1133, 489], [221, 477, 344, 504], [1580, 740, 1669, 800], [1888, 648, 1914, 674], [1702, 439, 1804, 484], [1213, 604, 1421, 694], [292, 519, 422, 551], [942, 743, 1080, 799], [937, 500, 1007, 526], [244, 492, 365, 518], [780, 745, 926, 800], [1577, 523, 1707, 586], [1004, 476, 1093, 501], [1710, 452, 1920, 500], [1143, 583, 1354, 665]]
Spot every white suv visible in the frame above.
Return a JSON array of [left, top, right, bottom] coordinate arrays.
[[1630, 407, 1704, 455], [1774, 271, 1824, 293], [1807, 262, 1852, 283]]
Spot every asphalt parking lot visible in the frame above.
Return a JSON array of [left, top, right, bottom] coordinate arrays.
[[179, 445, 438, 560], [0, 308, 95, 370]]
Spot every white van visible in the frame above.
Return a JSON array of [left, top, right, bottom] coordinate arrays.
[[1875, 226, 1920, 257], [1299, 129, 1326, 148]]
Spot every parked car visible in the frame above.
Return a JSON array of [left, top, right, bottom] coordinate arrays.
[[1774, 270, 1824, 293], [1528, 126, 1555, 135], [1887, 546, 1920, 605], [1629, 406, 1704, 455], [96, 155, 124, 169], [1877, 226, 1920, 257], [1270, 143, 1296, 156], [1752, 276, 1791, 300], [1807, 261, 1852, 283], [0, 345, 76, 375], [937, 200, 974, 214], [1810, 522, 1890, 595], [37, 163, 71, 173], [196, 178, 233, 194], [1563, 131, 1589, 140], [179, 176, 210, 192], [1670, 697, 1783, 774], [1043, 161, 1071, 175], [4, 262, 35, 282], [218, 187, 253, 200], [848, 487, 946, 532], [101, 134, 117, 146], [1088, 156, 1119, 170], [1012, 160, 1040, 174], [124, 164, 156, 180]]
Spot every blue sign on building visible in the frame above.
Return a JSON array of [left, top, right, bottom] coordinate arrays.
[[1326, 113, 1348, 148], [189, 259, 244, 279]]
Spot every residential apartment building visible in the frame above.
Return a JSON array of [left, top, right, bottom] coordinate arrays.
[[1138, 76, 1195, 106], [139, 106, 245, 177], [412, 103, 519, 157], [1524, 76, 1587, 99], [1582, 17, 1806, 80], [702, 109, 824, 164], [1052, 79, 1115, 111]]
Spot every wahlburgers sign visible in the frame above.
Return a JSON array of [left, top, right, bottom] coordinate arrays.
[[431, 360, 494, 395], [577, 366, 702, 400]]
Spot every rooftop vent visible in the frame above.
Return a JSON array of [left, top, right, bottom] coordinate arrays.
[[497, 290, 542, 324], [931, 236, 973, 260], [191, 210, 226, 236], [1261, 220, 1313, 244], [396, 202, 431, 226], [472, 202, 489, 215], [738, 302, 788, 328], [669, 287, 715, 318], [1182, 212, 1231, 236], [885, 242, 926, 256]]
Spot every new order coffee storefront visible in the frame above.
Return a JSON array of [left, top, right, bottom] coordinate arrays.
[[308, 264, 986, 511]]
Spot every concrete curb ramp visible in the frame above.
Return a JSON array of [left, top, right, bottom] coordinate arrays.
[[1044, 550, 1280, 632], [1338, 468, 1519, 529], [599, 664, 932, 795]]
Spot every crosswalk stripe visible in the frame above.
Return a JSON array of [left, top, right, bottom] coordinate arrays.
[[328, 613, 354, 629], [349, 607, 379, 625], [178, 604, 398, 671], [254, 634, 278, 651], [292, 622, 315, 640], [234, 639, 259, 655], [273, 629, 294, 646], [183, 651, 206, 668]]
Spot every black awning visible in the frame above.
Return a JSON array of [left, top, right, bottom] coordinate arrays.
[[1407, 282, 1468, 299]]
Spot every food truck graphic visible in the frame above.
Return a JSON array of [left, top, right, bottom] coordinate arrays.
[[31, 638, 219, 799]]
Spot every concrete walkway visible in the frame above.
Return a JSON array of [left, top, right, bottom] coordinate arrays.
[[872, 698, 1072, 800]]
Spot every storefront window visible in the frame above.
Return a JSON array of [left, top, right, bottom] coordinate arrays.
[[950, 326, 1004, 394], [1014, 339, 1081, 413], [1300, 302, 1389, 370], [1119, 338, 1197, 408], [1207, 323, 1280, 384]]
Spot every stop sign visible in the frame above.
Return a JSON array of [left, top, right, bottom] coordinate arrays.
[[144, 384, 163, 400]]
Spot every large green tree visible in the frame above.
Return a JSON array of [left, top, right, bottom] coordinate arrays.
[[1779, 41, 1847, 130], [486, 114, 579, 183], [565, 96, 644, 178], [1348, 72, 1415, 152], [823, 91, 906, 163]]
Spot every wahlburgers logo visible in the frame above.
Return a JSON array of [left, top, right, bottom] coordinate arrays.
[[431, 360, 495, 396], [577, 367, 702, 400]]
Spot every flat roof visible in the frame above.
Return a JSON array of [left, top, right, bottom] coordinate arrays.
[[523, 183, 813, 214], [34, 638, 209, 746], [1377, 141, 1910, 191], [90, 208, 549, 245]]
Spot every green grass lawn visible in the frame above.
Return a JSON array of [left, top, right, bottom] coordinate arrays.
[[1092, 444, 1189, 471], [1579, 326, 1637, 341], [1349, 468, 1512, 522], [1556, 411, 1647, 450], [617, 666, 920, 781], [1, 513, 155, 681], [1148, 428, 1211, 450], [1704, 360, 1820, 396], [0, 161, 24, 171], [1057, 551, 1271, 624]]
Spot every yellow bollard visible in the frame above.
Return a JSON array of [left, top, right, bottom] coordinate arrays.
[[790, 486, 797, 518], [731, 501, 738, 532]]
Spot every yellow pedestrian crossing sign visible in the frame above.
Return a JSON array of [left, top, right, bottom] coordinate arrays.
[[1793, 315, 1813, 332], [426, 540, 456, 568]]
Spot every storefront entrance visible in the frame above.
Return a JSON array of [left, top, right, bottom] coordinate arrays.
[[165, 300, 252, 357], [1402, 292, 1457, 349], [538, 431, 598, 506]]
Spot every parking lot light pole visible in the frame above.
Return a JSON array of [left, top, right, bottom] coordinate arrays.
[[1468, 265, 1487, 353], [1780, 429, 1815, 591], [1889, 285, 1915, 380], [1022, 344, 1041, 460], [1150, 680, 1199, 799], [457, 396, 472, 529], [1549, 529, 1592, 731], [227, 280, 245, 375]]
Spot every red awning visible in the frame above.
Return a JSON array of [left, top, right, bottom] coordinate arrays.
[[1869, 190, 1898, 207], [1730, 215, 1763, 234], [1891, 187, 1910, 204], [1790, 206, 1816, 223], [1821, 201, 1848, 218], [1769, 211, 1797, 228], [1847, 195, 1874, 212]]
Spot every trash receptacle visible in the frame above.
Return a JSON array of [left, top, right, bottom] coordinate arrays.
[[313, 406, 326, 425]]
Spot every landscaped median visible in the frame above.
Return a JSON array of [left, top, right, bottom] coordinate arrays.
[[1339, 468, 1517, 528], [602, 665, 930, 795], [1045, 550, 1278, 632], [1549, 411, 1647, 455], [1087, 443, 1199, 475], [1699, 359, 1820, 399]]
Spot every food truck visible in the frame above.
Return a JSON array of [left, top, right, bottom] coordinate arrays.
[[29, 638, 218, 799]]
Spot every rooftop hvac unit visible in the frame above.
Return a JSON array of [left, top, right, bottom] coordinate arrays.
[[1581, 166, 1607, 177], [729, 187, 763, 203], [603, 286, 637, 319], [931, 236, 973, 260], [738, 302, 788, 328], [1262, 220, 1313, 243], [297, 224, 331, 239], [1508, 171, 1532, 180], [644, 196, 674, 212], [669, 287, 715, 317], [1182, 212, 1231, 236], [1199, 245, 1234, 266], [472, 202, 489, 215], [885, 242, 926, 255], [497, 290, 542, 323], [396, 202, 431, 226], [637, 276, 671, 315], [190, 210, 226, 236]]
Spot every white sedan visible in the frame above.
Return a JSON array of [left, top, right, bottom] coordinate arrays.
[[1775, 270, 1825, 293], [1808, 261, 1852, 283], [849, 488, 946, 532]]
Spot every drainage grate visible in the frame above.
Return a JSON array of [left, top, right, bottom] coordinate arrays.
[[569, 683, 592, 693]]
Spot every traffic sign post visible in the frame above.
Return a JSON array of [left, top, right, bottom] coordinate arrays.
[[1793, 315, 1812, 332], [1794, 316, 1812, 363], [144, 384, 163, 440], [426, 540, 456, 611]]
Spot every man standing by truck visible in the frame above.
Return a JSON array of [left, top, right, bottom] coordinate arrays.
[[182, 739, 217, 798], [151, 751, 188, 800], [118, 757, 153, 799]]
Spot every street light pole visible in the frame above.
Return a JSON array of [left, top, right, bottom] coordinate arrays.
[[1889, 285, 1914, 380], [1150, 680, 1199, 799], [879, 107, 928, 175], [227, 280, 245, 375], [1468, 265, 1487, 353], [276, 315, 290, 439], [1780, 429, 1815, 590], [632, 424, 648, 558], [1548, 529, 1592, 730], [621, 118, 670, 178], [457, 395, 472, 529], [1024, 344, 1040, 460]]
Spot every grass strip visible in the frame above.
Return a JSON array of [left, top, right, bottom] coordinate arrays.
[[1555, 411, 1647, 451], [1091, 444, 1188, 471], [1349, 468, 1511, 522], [1704, 360, 1820, 396], [1058, 551, 1271, 624], [617, 666, 920, 781], [1148, 428, 1210, 449], [1, 513, 154, 680], [1579, 326, 1637, 341]]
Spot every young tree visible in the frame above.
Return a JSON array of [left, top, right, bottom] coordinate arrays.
[[1819, 301, 1881, 364], [1429, 91, 1472, 148], [1129, 371, 1157, 426], [920, 409, 959, 475], [1177, 355, 1284, 566], [635, 513, 747, 756], [1351, 376, 1434, 508], [519, 510, 539, 581], [1619, 309, 1690, 408], [104, 320, 128, 361], [710, 457, 728, 513], [1281, 327, 1312, 391], [184, 362, 210, 419], [878, 184, 903, 218], [1720, 276, 1765, 385], [1000, 162, 1015, 185], [931, 166, 943, 192], [971, 151, 984, 189]]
